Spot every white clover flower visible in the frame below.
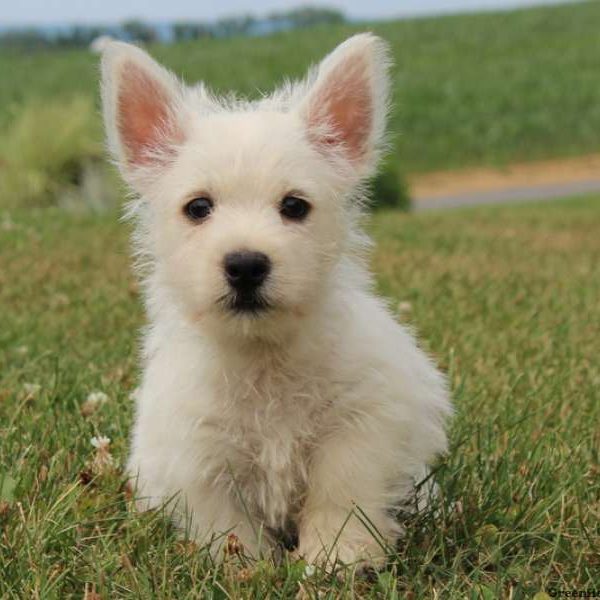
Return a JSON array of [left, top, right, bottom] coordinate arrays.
[[1, 214, 15, 231], [303, 564, 316, 578], [88, 391, 109, 405], [81, 391, 109, 417], [23, 383, 41, 399], [398, 301, 412, 313], [90, 435, 111, 449], [90, 435, 115, 475]]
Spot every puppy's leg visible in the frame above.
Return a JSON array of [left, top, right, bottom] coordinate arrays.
[[174, 486, 274, 562], [297, 423, 403, 570], [130, 466, 272, 562]]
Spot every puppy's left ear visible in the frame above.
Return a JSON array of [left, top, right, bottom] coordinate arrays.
[[298, 33, 391, 177]]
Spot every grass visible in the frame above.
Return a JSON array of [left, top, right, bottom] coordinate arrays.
[[1, 1, 600, 178], [0, 96, 108, 210], [1, 195, 599, 597]]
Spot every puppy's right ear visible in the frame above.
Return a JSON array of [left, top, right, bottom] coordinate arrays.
[[101, 42, 187, 183]]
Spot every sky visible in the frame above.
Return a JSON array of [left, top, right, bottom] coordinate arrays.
[[1, 0, 577, 26]]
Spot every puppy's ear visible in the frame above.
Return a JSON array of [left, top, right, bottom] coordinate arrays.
[[101, 42, 186, 181], [298, 33, 391, 176]]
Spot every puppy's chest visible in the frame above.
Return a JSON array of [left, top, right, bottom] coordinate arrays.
[[209, 367, 332, 521], [221, 371, 326, 465]]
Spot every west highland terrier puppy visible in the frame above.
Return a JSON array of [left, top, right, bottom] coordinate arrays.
[[101, 33, 451, 569]]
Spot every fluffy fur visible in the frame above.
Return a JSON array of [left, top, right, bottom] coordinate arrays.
[[101, 34, 451, 569]]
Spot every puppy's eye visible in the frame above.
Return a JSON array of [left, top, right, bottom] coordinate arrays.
[[184, 197, 213, 222], [280, 196, 311, 222]]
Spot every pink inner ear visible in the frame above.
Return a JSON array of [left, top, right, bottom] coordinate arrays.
[[117, 62, 182, 166], [308, 55, 373, 162]]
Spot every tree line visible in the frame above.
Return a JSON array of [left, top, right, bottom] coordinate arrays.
[[0, 7, 346, 50]]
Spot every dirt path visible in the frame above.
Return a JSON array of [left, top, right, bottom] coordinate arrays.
[[410, 154, 600, 210]]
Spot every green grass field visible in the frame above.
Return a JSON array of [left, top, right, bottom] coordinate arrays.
[[1, 0, 600, 177], [1, 196, 598, 597], [1, 1, 599, 595]]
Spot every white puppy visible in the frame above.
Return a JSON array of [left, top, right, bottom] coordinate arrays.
[[101, 34, 451, 569]]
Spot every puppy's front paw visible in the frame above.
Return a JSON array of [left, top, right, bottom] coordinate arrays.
[[298, 533, 387, 573]]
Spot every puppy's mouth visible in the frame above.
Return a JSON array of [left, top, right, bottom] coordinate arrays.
[[218, 292, 272, 316]]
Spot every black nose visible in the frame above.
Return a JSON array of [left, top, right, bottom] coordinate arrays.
[[224, 251, 271, 291]]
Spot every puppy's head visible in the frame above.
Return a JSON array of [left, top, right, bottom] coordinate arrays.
[[101, 35, 390, 340]]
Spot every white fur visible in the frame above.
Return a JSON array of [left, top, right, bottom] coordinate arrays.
[[101, 34, 451, 569]]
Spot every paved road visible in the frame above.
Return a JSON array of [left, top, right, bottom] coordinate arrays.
[[413, 178, 600, 211]]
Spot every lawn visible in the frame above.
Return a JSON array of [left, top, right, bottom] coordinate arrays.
[[1, 196, 598, 597], [1, 0, 600, 178]]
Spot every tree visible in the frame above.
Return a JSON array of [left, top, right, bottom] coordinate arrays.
[[172, 22, 212, 42], [214, 15, 256, 37], [122, 20, 157, 44], [267, 6, 345, 31]]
